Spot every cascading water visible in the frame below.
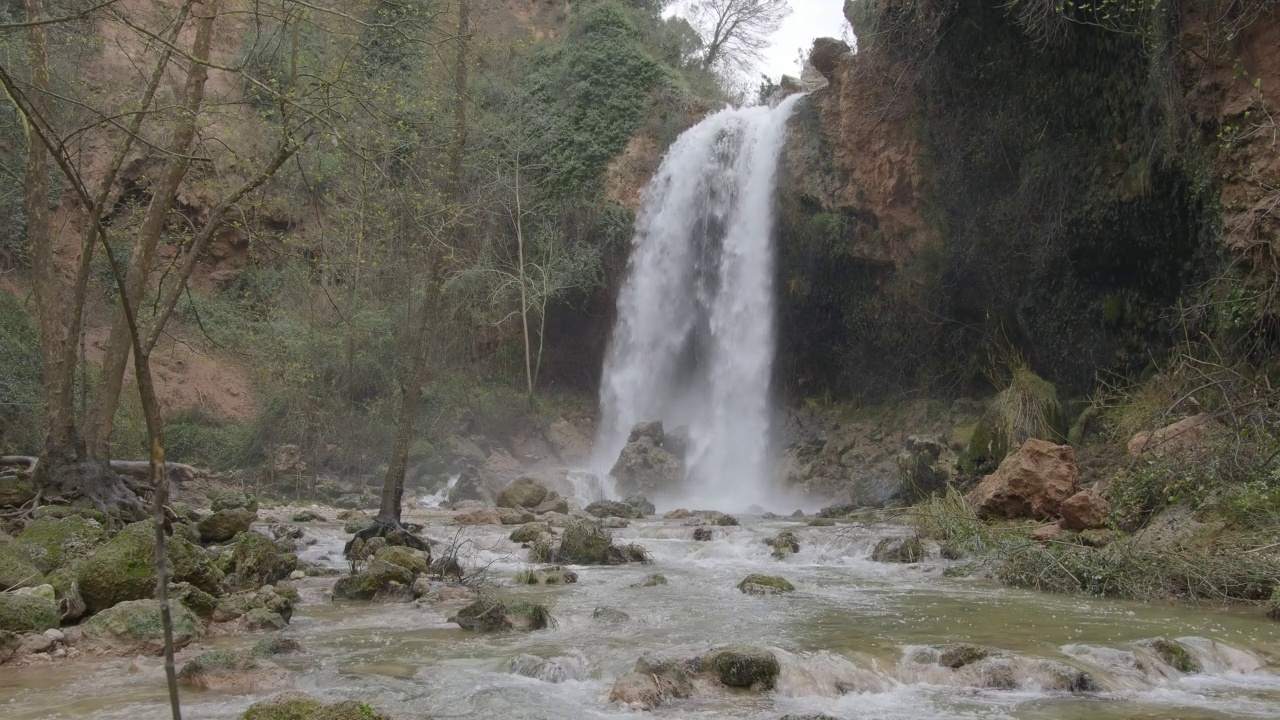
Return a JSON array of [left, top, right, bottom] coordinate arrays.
[[594, 94, 805, 510]]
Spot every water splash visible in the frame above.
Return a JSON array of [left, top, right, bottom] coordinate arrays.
[[594, 95, 805, 510]]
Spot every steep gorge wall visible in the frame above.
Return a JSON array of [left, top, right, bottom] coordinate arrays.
[[776, 0, 1280, 403]]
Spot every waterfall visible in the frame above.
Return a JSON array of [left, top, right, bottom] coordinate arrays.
[[594, 94, 804, 510]]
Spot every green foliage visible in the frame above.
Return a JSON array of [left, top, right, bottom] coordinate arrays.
[[0, 293, 41, 453]]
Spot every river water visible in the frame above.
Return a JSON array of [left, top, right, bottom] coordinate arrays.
[[3, 513, 1279, 719]]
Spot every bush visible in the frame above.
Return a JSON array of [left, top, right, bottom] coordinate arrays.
[[0, 293, 42, 453]]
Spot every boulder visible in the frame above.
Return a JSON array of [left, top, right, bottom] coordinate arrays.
[[967, 439, 1079, 520], [507, 653, 581, 682], [0, 629, 18, 664], [212, 586, 295, 623], [693, 528, 712, 541], [0, 542, 45, 591], [629, 421, 665, 442], [290, 510, 325, 523], [1268, 587, 1280, 621], [0, 592, 59, 633], [332, 559, 414, 602], [513, 566, 578, 585], [452, 508, 502, 526], [411, 578, 477, 604], [624, 495, 656, 516], [374, 545, 430, 576], [871, 536, 925, 563], [1128, 413, 1216, 459], [546, 419, 591, 462], [341, 513, 373, 534], [603, 517, 630, 529], [17, 515, 107, 574], [0, 477, 37, 508], [1139, 637, 1202, 673], [1030, 522, 1065, 543], [198, 508, 258, 543], [592, 606, 630, 624], [178, 649, 290, 693], [495, 508, 536, 525], [243, 607, 288, 631], [545, 519, 649, 565], [170, 581, 219, 618], [1059, 488, 1110, 531], [498, 477, 549, 509], [82, 599, 202, 653], [240, 692, 392, 720], [509, 523, 551, 543], [585, 500, 642, 519], [447, 596, 552, 632], [77, 521, 224, 614], [765, 531, 800, 559], [608, 655, 694, 710], [737, 574, 795, 595], [632, 573, 668, 587], [532, 491, 570, 515], [610, 429, 682, 499], [809, 37, 851, 82], [707, 646, 780, 689], [227, 532, 288, 591], [447, 466, 494, 506], [211, 491, 258, 513]]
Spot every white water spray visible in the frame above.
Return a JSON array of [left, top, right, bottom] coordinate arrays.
[[594, 94, 804, 510]]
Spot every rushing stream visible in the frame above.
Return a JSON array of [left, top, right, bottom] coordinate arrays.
[[4, 513, 1279, 719]]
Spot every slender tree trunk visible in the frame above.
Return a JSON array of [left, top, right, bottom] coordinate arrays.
[[86, 0, 220, 459], [514, 158, 534, 406], [374, 0, 470, 526]]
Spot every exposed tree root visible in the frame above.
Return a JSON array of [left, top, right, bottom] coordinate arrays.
[[343, 519, 433, 558]]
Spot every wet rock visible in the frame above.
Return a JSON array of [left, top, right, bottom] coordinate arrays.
[[0, 629, 19, 663], [77, 521, 224, 614], [624, 495, 656, 516], [227, 531, 289, 591], [212, 491, 258, 513], [170, 581, 218, 619], [243, 607, 288, 631], [508, 653, 581, 682], [532, 491, 570, 515], [448, 596, 552, 632], [608, 654, 695, 710], [592, 606, 631, 624], [447, 465, 494, 506], [693, 527, 712, 541], [817, 503, 856, 518], [871, 536, 925, 563], [737, 574, 795, 595], [411, 578, 477, 604], [632, 573, 668, 587], [239, 691, 391, 720], [664, 508, 692, 519], [611, 423, 683, 498], [213, 586, 295, 624], [332, 559, 414, 602], [541, 511, 573, 528], [452, 508, 502, 526], [199, 508, 258, 543], [498, 477, 549, 509], [82, 599, 202, 653], [707, 646, 780, 688], [1140, 637, 1202, 673], [374, 545, 431, 576], [514, 566, 578, 585], [937, 644, 995, 668], [1026, 659, 1098, 692], [965, 657, 1019, 690], [585, 500, 643, 519], [17, 515, 107, 574], [968, 439, 1079, 520], [535, 519, 649, 565], [509, 522, 551, 543], [0, 592, 59, 633], [602, 517, 630, 529], [178, 649, 290, 692], [342, 514, 373, 534], [791, 509, 805, 518], [765, 531, 800, 559], [269, 523, 304, 541], [290, 510, 325, 523], [19, 631, 55, 654], [701, 511, 739, 526], [496, 508, 537, 525], [1059, 488, 1109, 530], [0, 477, 36, 508], [0, 542, 45, 591]]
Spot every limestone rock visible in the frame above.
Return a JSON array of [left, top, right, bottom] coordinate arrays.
[[765, 531, 800, 559], [498, 477, 549, 509], [211, 491, 258, 513], [608, 654, 694, 710], [707, 646, 780, 689], [611, 424, 682, 498], [17, 515, 107, 574], [586, 500, 642, 519], [198, 508, 258, 543], [448, 596, 552, 632], [239, 692, 391, 720], [532, 491, 570, 515], [624, 495, 656, 515], [82, 599, 202, 653], [693, 528, 712, 541], [452, 508, 502, 526], [1060, 488, 1110, 531], [509, 523, 551, 543], [514, 566, 578, 585], [77, 521, 223, 614], [871, 536, 925, 563], [809, 37, 851, 82], [968, 439, 1079, 520], [0, 592, 59, 633], [447, 465, 494, 506], [178, 648, 291, 693], [1128, 413, 1216, 459], [737, 574, 795, 595]]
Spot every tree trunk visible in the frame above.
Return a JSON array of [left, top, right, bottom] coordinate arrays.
[[373, 0, 470, 527], [85, 1, 220, 459]]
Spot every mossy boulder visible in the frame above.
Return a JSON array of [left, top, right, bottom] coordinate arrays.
[[373, 545, 430, 576], [707, 646, 780, 689], [332, 559, 413, 602], [513, 566, 577, 585], [76, 521, 224, 614], [737, 574, 794, 595], [623, 495, 656, 516], [548, 519, 648, 565], [178, 648, 290, 693], [199, 508, 257, 543], [937, 643, 995, 668], [608, 654, 695, 710], [244, 607, 288, 631], [170, 581, 219, 618], [240, 691, 391, 720], [448, 596, 552, 632], [342, 514, 373, 535], [447, 466, 494, 506], [592, 606, 630, 624], [290, 510, 325, 523], [82, 599, 202, 652], [0, 629, 19, 664], [509, 522, 551, 543], [692, 527, 712, 541], [0, 542, 45, 591], [0, 476, 36, 508], [632, 573, 668, 587], [1141, 637, 1202, 673], [227, 531, 287, 590], [498, 477, 549, 509], [213, 586, 295, 624], [0, 591, 59, 632], [18, 515, 108, 573], [871, 536, 926, 563], [212, 491, 259, 513], [765, 531, 800, 559], [585, 500, 643, 519]]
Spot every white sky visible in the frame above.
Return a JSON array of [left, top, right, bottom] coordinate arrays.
[[759, 1, 852, 80]]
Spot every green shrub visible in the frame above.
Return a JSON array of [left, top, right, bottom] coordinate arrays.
[[0, 293, 41, 453]]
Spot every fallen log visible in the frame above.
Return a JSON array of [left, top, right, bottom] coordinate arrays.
[[0, 455, 199, 483]]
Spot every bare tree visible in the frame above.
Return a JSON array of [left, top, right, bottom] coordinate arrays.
[[688, 0, 790, 74]]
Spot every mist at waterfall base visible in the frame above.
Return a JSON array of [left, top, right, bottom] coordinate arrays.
[[593, 94, 805, 513]]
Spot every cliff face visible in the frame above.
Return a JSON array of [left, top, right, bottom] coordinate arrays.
[[775, 0, 1280, 402]]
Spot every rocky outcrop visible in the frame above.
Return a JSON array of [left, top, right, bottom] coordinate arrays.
[[610, 421, 683, 498], [531, 519, 649, 565], [968, 440, 1079, 520], [765, 531, 800, 559], [76, 521, 224, 614]]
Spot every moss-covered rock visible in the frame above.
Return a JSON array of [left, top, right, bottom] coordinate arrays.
[[0, 477, 35, 508], [937, 643, 995, 669], [448, 596, 553, 632], [548, 519, 648, 565], [170, 581, 218, 618], [632, 573, 668, 587], [0, 629, 19, 664], [592, 606, 630, 624], [608, 654, 695, 710], [1141, 637, 1202, 673], [76, 521, 224, 614], [212, 585, 294, 624], [509, 522, 551, 543], [332, 559, 413, 602], [498, 477, 549, 509], [82, 599, 202, 652], [0, 542, 45, 591], [765, 530, 800, 559], [244, 607, 288, 631], [178, 648, 290, 692], [871, 536, 926, 563], [0, 591, 59, 632], [373, 545, 429, 576], [228, 531, 285, 590], [291, 510, 325, 523], [212, 491, 258, 513], [584, 500, 643, 519], [240, 691, 392, 720], [737, 574, 795, 595], [199, 508, 257, 543], [708, 646, 780, 689], [513, 566, 578, 585]]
